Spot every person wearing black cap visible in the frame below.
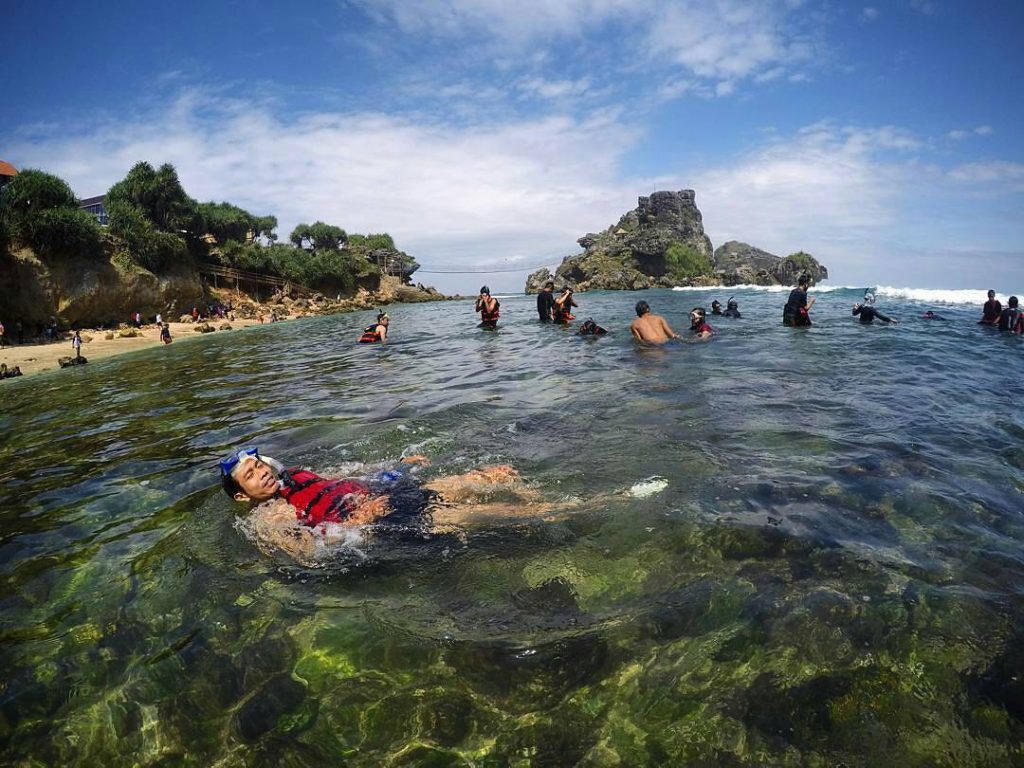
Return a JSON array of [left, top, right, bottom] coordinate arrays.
[[475, 286, 501, 328], [723, 297, 741, 318], [710, 299, 723, 316], [980, 289, 1002, 325], [783, 275, 815, 327]]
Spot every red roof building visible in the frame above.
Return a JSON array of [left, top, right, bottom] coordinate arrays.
[[0, 160, 17, 188]]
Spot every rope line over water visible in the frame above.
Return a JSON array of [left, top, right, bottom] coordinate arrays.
[[416, 264, 552, 274]]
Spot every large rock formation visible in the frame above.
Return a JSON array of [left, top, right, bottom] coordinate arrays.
[[526, 190, 714, 293], [712, 241, 828, 287], [526, 190, 827, 292]]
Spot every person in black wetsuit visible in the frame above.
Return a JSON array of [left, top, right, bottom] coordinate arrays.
[[783, 275, 815, 326], [852, 292, 896, 325], [722, 298, 741, 318], [980, 289, 1002, 325], [711, 300, 723, 316], [537, 281, 555, 322], [922, 311, 946, 320], [998, 296, 1023, 334]]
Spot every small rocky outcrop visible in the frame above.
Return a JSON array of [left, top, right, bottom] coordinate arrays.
[[58, 356, 87, 368], [712, 241, 828, 286], [526, 189, 828, 292], [527, 190, 714, 293]]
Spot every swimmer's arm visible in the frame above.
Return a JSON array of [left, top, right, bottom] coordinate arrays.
[[252, 500, 322, 562], [630, 322, 643, 342], [659, 317, 681, 339], [807, 296, 816, 310], [379, 324, 387, 343]]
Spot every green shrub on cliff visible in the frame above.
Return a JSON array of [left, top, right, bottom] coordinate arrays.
[[347, 233, 395, 250], [785, 251, 818, 273], [664, 242, 713, 282], [106, 162, 204, 271], [290, 221, 348, 251], [0, 169, 102, 258], [199, 202, 277, 245]]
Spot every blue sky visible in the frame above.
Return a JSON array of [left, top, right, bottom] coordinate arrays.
[[3, 0, 1022, 294]]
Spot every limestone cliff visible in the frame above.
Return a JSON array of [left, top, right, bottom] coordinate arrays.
[[0, 247, 206, 326], [526, 190, 827, 292], [712, 241, 828, 287]]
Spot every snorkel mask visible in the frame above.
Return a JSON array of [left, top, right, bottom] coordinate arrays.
[[219, 447, 284, 479], [690, 307, 706, 325]]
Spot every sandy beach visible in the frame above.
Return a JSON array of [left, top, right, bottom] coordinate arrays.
[[0, 318, 273, 378]]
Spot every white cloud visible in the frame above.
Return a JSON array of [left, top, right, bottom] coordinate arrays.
[[352, 0, 818, 98], [910, 0, 935, 15], [948, 161, 1024, 189], [947, 125, 995, 141], [862, 6, 880, 21], [516, 76, 592, 100], [6, 90, 640, 280], [7, 92, 1021, 290]]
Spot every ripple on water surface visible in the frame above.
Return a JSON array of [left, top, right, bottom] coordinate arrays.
[[0, 288, 1022, 765]]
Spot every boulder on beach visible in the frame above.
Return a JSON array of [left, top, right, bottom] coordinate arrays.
[[218, 323, 232, 331], [58, 356, 88, 368], [194, 323, 215, 333]]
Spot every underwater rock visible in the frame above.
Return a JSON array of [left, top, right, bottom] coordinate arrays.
[[237, 632, 298, 690], [730, 671, 852, 751], [233, 673, 307, 742], [966, 628, 1024, 726], [446, 632, 609, 713], [646, 578, 749, 640], [492, 705, 599, 767], [418, 690, 475, 747]]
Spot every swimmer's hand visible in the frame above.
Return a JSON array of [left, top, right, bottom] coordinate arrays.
[[401, 455, 430, 466], [347, 494, 391, 525]]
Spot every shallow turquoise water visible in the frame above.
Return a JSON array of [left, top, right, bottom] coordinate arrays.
[[1, 287, 1022, 766]]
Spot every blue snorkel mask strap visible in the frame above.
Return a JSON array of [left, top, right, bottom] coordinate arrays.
[[218, 447, 286, 478]]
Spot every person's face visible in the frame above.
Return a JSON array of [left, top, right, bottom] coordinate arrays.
[[233, 458, 278, 502], [988, 291, 996, 300]]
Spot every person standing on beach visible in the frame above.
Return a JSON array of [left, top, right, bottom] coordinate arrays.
[[0, 320, 5, 347], [630, 300, 680, 344], [475, 286, 500, 328], [160, 324, 173, 344], [537, 281, 556, 322], [980, 290, 1002, 326], [156, 312, 163, 327], [72, 330, 82, 359], [783, 275, 815, 327]]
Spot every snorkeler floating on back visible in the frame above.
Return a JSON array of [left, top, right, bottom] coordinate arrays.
[[219, 447, 596, 565]]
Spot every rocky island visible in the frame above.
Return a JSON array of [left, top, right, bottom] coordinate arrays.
[[525, 189, 827, 292]]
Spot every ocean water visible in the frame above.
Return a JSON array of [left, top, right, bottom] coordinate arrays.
[[0, 286, 1022, 766]]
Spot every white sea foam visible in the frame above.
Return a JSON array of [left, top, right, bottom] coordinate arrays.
[[871, 286, 1010, 305], [672, 283, 849, 293], [629, 476, 669, 498], [671, 283, 1009, 305]]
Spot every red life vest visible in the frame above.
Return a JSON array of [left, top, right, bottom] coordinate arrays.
[[359, 324, 383, 343], [479, 299, 500, 324], [278, 469, 370, 526]]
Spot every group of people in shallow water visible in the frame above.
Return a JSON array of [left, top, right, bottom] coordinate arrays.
[[979, 289, 1024, 333], [355, 275, 1023, 345], [245, 275, 1022, 564]]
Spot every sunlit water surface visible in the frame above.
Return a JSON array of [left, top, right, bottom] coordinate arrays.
[[1, 287, 1022, 766]]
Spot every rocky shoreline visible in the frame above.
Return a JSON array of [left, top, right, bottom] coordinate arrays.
[[526, 190, 828, 293]]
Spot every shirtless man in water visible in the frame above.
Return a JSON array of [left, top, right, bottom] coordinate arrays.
[[630, 300, 681, 344], [220, 448, 574, 564]]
